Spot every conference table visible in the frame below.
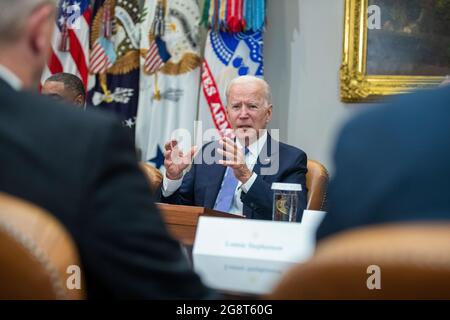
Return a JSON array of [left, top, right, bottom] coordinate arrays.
[[157, 203, 243, 246], [157, 203, 258, 299]]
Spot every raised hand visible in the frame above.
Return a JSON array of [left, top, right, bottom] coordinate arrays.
[[164, 139, 197, 180], [216, 137, 252, 184]]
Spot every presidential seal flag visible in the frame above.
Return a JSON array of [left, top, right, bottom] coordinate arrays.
[[88, 0, 144, 135], [199, 30, 264, 136], [135, 0, 202, 169]]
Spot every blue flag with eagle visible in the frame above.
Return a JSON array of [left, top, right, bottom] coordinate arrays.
[[88, 0, 145, 139]]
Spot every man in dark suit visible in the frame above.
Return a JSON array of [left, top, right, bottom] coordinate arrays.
[[317, 87, 450, 240], [0, 0, 213, 299], [160, 76, 308, 221]]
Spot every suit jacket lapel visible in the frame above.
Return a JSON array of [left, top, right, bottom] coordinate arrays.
[[252, 135, 279, 180], [244, 135, 280, 219]]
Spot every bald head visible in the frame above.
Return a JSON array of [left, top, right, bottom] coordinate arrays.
[[0, 0, 57, 45], [0, 0, 57, 89]]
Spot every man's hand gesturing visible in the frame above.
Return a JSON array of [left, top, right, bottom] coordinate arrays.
[[164, 139, 197, 180], [217, 137, 252, 184]]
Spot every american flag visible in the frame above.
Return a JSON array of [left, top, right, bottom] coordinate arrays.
[[144, 37, 171, 75], [41, 0, 91, 89], [89, 37, 116, 74], [89, 1, 116, 74]]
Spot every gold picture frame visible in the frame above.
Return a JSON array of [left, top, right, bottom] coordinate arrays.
[[340, 0, 446, 102]]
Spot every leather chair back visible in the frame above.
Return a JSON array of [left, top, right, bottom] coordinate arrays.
[[140, 162, 163, 192], [306, 160, 329, 211], [0, 193, 85, 299], [267, 223, 450, 299]]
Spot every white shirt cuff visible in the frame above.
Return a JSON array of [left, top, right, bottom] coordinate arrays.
[[162, 174, 183, 197], [240, 173, 257, 193]]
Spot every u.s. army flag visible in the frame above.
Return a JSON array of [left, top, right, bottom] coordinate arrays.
[[199, 30, 264, 138]]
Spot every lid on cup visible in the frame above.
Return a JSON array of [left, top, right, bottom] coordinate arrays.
[[271, 182, 302, 191]]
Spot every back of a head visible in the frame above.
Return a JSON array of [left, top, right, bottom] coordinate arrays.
[[0, 0, 55, 45], [0, 0, 57, 89]]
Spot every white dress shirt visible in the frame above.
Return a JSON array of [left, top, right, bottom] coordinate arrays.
[[162, 131, 269, 216], [0, 65, 22, 91]]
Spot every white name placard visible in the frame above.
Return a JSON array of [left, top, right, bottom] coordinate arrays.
[[301, 210, 327, 232], [192, 217, 319, 294]]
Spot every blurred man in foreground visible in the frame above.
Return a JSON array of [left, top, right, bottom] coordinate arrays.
[[0, 0, 213, 299], [318, 87, 450, 239]]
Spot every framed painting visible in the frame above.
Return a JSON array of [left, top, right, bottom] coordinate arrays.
[[340, 0, 450, 102]]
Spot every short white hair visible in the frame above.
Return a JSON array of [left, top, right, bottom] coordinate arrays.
[[0, 0, 57, 44], [225, 75, 272, 106]]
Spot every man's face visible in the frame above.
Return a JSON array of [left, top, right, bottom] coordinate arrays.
[[42, 81, 84, 106], [226, 81, 272, 144]]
